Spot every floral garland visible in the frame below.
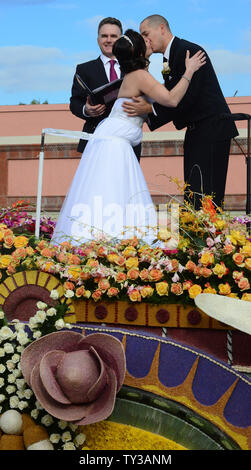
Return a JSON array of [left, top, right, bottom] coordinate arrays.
[[0, 197, 250, 306], [0, 291, 86, 450]]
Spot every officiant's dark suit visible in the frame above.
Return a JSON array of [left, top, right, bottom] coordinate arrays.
[[148, 37, 238, 208]]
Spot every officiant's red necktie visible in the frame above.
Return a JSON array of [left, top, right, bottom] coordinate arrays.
[[109, 59, 118, 81]]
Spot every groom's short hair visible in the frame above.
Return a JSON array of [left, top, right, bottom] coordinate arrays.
[[141, 14, 171, 31]]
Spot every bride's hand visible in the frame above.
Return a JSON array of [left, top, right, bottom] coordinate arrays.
[[185, 49, 206, 73]]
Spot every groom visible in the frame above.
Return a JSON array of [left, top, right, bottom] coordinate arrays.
[[123, 14, 238, 209]]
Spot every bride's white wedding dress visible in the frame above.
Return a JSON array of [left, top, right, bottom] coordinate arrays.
[[51, 98, 158, 246]]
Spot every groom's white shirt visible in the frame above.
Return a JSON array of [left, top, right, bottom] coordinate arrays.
[[163, 36, 175, 62]]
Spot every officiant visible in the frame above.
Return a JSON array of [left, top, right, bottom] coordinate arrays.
[[70, 17, 141, 161]]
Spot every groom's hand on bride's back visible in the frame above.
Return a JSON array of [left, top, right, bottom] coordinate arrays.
[[122, 96, 152, 116]]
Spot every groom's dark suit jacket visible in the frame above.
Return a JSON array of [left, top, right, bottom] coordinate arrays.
[[148, 37, 238, 141]]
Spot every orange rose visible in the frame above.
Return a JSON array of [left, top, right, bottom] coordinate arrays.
[[3, 235, 15, 248], [92, 289, 103, 301], [127, 268, 139, 280], [223, 243, 235, 255], [64, 281, 75, 291], [107, 287, 119, 297], [57, 252, 68, 263], [183, 280, 193, 290], [188, 284, 202, 299], [98, 278, 110, 291], [149, 268, 163, 282], [41, 247, 54, 258], [128, 288, 141, 302], [97, 246, 106, 257], [200, 267, 212, 278], [75, 286, 86, 297], [232, 253, 245, 267], [116, 272, 127, 283], [14, 235, 29, 248], [171, 282, 183, 296], [186, 260, 196, 272], [26, 246, 34, 256], [80, 271, 90, 281], [245, 258, 251, 270], [218, 283, 231, 295], [140, 269, 150, 281], [86, 258, 99, 268], [12, 247, 26, 260], [171, 259, 179, 272], [67, 254, 81, 265], [238, 277, 250, 291], [232, 271, 244, 282]]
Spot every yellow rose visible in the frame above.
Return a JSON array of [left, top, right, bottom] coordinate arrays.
[[125, 257, 139, 269], [212, 263, 228, 278], [107, 253, 119, 263], [141, 285, 154, 298], [241, 293, 251, 302], [214, 218, 227, 231], [188, 284, 202, 299], [241, 244, 251, 257], [200, 252, 214, 266], [14, 235, 29, 248], [229, 230, 247, 246], [0, 255, 12, 269], [68, 265, 81, 280], [157, 228, 171, 241], [128, 288, 141, 302], [122, 246, 137, 258], [218, 283, 231, 295], [156, 281, 169, 296], [203, 287, 217, 294], [245, 258, 251, 270]]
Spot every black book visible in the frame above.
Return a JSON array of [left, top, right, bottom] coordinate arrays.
[[75, 73, 123, 106]]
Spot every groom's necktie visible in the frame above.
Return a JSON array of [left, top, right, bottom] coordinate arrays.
[[109, 59, 118, 81]]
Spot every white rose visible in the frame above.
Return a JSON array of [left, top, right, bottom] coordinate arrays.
[[4, 343, 14, 354], [58, 420, 67, 430], [16, 378, 25, 390], [24, 389, 33, 399], [36, 301, 47, 310], [62, 431, 72, 442], [28, 317, 38, 329], [0, 378, 5, 388], [6, 385, 16, 394], [31, 409, 39, 420], [0, 326, 14, 340], [55, 319, 65, 330], [74, 433, 86, 446], [0, 348, 5, 357], [0, 364, 6, 373], [62, 442, 76, 450], [18, 401, 28, 410], [64, 289, 74, 298], [46, 307, 57, 316], [50, 289, 59, 300], [11, 353, 20, 363], [6, 360, 15, 371], [34, 310, 47, 323], [33, 331, 42, 339], [16, 331, 29, 345], [13, 321, 25, 331], [0, 310, 5, 319], [8, 374, 16, 384], [50, 433, 60, 444]]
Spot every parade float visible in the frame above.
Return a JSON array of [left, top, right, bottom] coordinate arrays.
[[0, 198, 250, 450]]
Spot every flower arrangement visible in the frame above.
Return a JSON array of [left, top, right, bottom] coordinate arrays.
[[0, 196, 250, 307], [0, 292, 87, 450]]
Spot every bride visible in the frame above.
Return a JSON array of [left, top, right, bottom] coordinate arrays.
[[51, 29, 205, 246]]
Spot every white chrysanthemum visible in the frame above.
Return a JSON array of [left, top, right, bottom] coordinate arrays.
[[74, 433, 86, 446], [41, 414, 54, 427], [62, 431, 72, 442], [9, 395, 19, 408], [46, 307, 57, 316], [62, 442, 76, 450], [0, 394, 5, 403], [50, 433, 60, 444], [50, 289, 59, 300], [58, 420, 68, 430], [36, 301, 47, 310]]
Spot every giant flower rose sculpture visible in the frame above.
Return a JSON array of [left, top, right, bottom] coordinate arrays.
[[20, 330, 126, 425]]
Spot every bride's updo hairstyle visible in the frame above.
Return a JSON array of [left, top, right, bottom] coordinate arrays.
[[112, 29, 149, 73]]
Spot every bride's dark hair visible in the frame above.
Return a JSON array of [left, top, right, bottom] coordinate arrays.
[[112, 29, 149, 73]]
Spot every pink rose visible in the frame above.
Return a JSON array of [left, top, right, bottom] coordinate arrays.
[[20, 331, 126, 425]]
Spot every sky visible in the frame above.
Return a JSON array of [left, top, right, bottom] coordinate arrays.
[[0, 0, 250, 105]]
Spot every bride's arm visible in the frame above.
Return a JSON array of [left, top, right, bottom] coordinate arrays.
[[137, 50, 206, 108]]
